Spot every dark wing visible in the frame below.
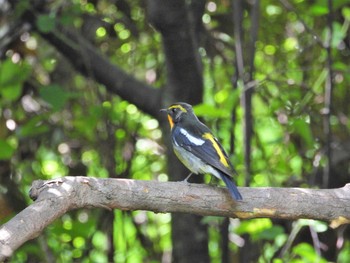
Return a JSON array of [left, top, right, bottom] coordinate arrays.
[[172, 125, 235, 177]]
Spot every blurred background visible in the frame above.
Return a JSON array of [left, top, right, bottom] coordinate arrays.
[[0, 0, 350, 262]]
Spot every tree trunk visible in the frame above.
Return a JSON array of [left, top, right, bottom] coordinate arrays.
[[147, 0, 208, 261]]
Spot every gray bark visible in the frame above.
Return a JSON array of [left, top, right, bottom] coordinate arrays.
[[1, 176, 349, 261]]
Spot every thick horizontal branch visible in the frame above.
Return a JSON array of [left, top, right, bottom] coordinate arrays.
[[1, 176, 350, 260]]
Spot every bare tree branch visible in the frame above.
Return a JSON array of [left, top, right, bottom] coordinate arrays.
[[1, 176, 350, 261]]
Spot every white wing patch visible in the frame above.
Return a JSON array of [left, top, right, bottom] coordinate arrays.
[[179, 128, 205, 146]]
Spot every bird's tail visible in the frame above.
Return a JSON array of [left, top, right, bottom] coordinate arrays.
[[219, 172, 243, 201]]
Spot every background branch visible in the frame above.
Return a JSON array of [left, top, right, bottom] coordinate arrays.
[[42, 27, 162, 118], [1, 176, 350, 261], [20, 6, 161, 118], [323, 0, 334, 188], [148, 0, 204, 104]]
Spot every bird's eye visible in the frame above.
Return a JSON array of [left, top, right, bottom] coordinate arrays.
[[171, 108, 176, 113]]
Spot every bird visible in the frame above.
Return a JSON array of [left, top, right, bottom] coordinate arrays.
[[161, 102, 242, 201]]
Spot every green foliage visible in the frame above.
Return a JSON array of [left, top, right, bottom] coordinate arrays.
[[0, 59, 31, 102], [36, 14, 56, 33], [16, 115, 50, 138], [291, 243, 327, 263], [39, 84, 73, 111], [338, 241, 350, 263], [1, 0, 350, 262], [193, 103, 230, 118], [0, 139, 16, 160]]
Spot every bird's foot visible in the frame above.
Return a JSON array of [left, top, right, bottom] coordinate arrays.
[[182, 173, 193, 184]]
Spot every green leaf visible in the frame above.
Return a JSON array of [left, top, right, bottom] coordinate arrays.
[[1, 83, 22, 101], [193, 103, 229, 118], [310, 5, 328, 16], [331, 22, 346, 47], [39, 84, 68, 111], [236, 218, 273, 235], [342, 7, 350, 20], [16, 115, 50, 138], [333, 62, 348, 71], [290, 119, 314, 148], [0, 59, 31, 101], [338, 241, 350, 263], [0, 140, 16, 160], [334, 0, 350, 10], [36, 14, 56, 33], [297, 219, 328, 233], [14, 0, 30, 17], [292, 243, 328, 263], [259, 225, 285, 240]]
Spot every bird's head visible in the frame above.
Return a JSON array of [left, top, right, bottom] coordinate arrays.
[[160, 102, 194, 129]]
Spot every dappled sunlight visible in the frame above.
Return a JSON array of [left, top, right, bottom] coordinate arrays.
[[0, 227, 11, 241], [21, 95, 41, 113], [46, 187, 63, 198], [61, 182, 73, 193], [1, 0, 350, 262]]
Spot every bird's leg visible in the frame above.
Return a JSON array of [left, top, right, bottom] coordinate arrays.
[[183, 172, 193, 183]]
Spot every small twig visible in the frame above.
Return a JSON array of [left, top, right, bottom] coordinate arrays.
[[232, 0, 254, 185], [279, 221, 302, 257], [322, 0, 334, 188], [309, 225, 322, 256]]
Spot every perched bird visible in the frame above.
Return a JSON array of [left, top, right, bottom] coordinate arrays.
[[161, 102, 242, 201]]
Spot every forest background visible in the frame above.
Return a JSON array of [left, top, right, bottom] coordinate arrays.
[[0, 0, 350, 262]]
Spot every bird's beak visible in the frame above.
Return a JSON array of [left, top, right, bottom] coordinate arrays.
[[160, 108, 167, 113]]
